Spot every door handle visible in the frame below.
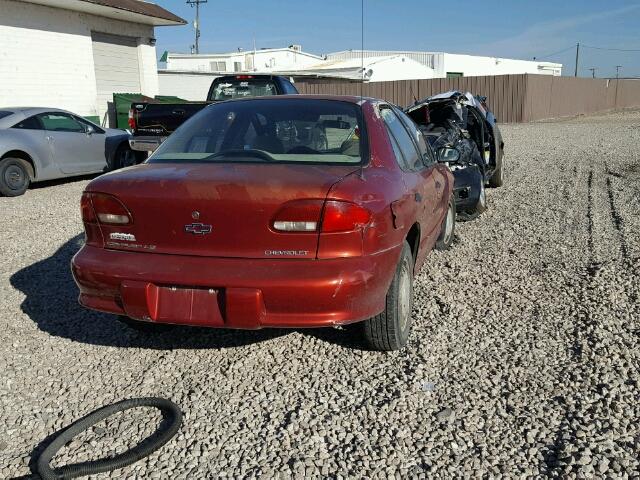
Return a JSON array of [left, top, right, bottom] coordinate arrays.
[[172, 109, 186, 115], [46, 136, 53, 143]]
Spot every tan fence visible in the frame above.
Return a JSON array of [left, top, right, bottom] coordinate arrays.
[[294, 74, 640, 123]]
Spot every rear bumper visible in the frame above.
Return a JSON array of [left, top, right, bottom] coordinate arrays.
[[129, 136, 166, 152], [71, 245, 402, 329]]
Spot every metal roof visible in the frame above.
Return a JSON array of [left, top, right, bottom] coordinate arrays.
[[19, 0, 186, 26]]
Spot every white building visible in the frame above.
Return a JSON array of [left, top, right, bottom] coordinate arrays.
[[327, 50, 563, 77], [164, 45, 325, 74], [280, 55, 436, 82], [0, 0, 185, 124]]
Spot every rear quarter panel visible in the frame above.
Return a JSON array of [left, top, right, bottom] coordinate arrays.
[[0, 129, 61, 181], [325, 101, 413, 259]]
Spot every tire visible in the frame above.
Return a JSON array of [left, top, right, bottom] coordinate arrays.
[[435, 196, 456, 251], [488, 154, 505, 188], [117, 315, 174, 332], [362, 241, 414, 351], [111, 144, 136, 171], [0, 157, 31, 197]]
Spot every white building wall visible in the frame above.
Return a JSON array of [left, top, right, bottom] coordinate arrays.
[[366, 57, 435, 82], [441, 53, 562, 77], [0, 0, 157, 121], [166, 48, 323, 73], [158, 72, 218, 101]]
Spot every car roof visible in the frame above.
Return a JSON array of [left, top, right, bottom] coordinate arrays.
[[4, 107, 73, 115]]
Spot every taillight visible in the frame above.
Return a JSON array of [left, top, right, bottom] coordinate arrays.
[[81, 192, 96, 223], [321, 201, 371, 233], [128, 109, 136, 130], [91, 193, 133, 225], [81, 193, 133, 225], [272, 199, 371, 234], [272, 199, 324, 232]]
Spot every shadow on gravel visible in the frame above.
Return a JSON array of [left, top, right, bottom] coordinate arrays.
[[28, 173, 102, 191], [10, 235, 363, 351]]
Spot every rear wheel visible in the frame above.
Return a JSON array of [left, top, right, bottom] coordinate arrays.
[[117, 315, 174, 333], [435, 196, 456, 251], [0, 157, 31, 197], [362, 241, 414, 351]]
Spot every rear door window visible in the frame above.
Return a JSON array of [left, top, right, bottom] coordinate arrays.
[[393, 107, 435, 167], [380, 107, 422, 170], [0, 111, 14, 120], [12, 115, 42, 130]]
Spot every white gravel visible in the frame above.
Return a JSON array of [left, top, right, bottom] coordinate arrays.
[[1, 110, 639, 478]]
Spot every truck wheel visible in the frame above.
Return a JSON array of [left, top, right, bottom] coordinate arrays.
[[488, 154, 505, 188], [117, 316, 174, 332], [0, 157, 31, 197], [362, 241, 414, 351], [435, 196, 456, 251]]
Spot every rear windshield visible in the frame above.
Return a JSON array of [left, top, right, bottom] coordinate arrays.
[[150, 99, 366, 165], [0, 111, 14, 120], [208, 78, 278, 101]]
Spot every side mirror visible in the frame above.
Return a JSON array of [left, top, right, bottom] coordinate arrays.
[[85, 125, 95, 135], [437, 147, 460, 163]]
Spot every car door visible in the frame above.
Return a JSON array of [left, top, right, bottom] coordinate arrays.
[[37, 112, 106, 174], [379, 106, 439, 259]]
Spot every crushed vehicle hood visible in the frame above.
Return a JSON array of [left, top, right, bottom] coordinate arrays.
[[406, 91, 489, 120]]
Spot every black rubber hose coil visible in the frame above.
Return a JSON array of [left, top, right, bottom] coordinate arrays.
[[36, 397, 182, 479]]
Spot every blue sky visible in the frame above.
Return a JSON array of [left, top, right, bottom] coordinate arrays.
[[154, 0, 640, 77]]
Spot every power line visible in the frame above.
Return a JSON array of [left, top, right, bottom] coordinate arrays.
[[534, 45, 576, 60], [581, 44, 640, 52]]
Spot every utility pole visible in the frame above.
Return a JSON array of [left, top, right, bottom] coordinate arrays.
[[186, 0, 207, 54], [574, 42, 580, 77], [588, 67, 597, 78], [615, 65, 622, 109]]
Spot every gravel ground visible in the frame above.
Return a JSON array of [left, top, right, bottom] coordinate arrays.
[[1, 110, 639, 479]]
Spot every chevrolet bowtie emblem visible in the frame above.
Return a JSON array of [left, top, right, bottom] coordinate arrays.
[[184, 223, 212, 235]]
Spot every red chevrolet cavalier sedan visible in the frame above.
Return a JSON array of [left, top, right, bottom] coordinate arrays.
[[71, 96, 455, 350]]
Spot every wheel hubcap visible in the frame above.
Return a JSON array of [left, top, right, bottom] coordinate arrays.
[[444, 204, 454, 243], [398, 263, 411, 331], [479, 184, 486, 208], [5, 165, 24, 190]]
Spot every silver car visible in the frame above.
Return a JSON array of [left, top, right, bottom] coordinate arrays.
[[0, 108, 134, 197]]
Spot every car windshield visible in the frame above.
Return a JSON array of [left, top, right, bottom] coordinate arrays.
[[208, 78, 278, 101], [150, 99, 365, 165]]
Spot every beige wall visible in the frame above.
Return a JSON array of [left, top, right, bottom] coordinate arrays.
[[294, 75, 640, 123]]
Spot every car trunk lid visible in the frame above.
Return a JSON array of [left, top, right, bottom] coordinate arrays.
[[88, 162, 359, 259]]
